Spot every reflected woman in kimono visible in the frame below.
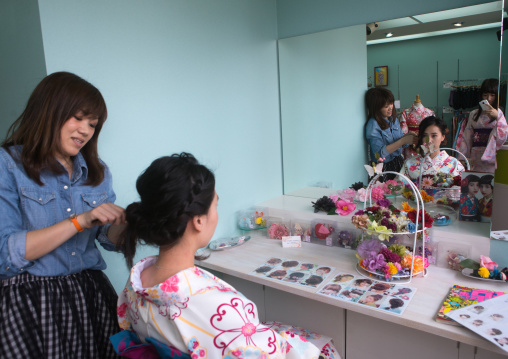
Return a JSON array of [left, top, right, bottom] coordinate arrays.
[[113, 153, 339, 358], [457, 78, 508, 172], [400, 116, 465, 183]]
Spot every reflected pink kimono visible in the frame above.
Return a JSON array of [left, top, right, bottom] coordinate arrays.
[[457, 109, 508, 172]]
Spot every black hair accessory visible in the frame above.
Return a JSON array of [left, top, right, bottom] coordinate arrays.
[[311, 196, 335, 213]]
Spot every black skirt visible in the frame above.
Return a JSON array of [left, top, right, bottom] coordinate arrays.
[[0, 270, 120, 358]]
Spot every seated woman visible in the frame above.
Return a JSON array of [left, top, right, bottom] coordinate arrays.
[[400, 116, 464, 182], [114, 153, 339, 358]]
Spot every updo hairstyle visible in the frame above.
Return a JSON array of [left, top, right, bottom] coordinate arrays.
[[118, 153, 215, 267], [416, 116, 449, 154]]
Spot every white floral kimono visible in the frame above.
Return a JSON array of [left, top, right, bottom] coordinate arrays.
[[117, 256, 338, 359], [400, 151, 464, 180]]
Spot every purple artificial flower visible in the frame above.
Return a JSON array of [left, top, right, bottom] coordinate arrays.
[[355, 209, 365, 216], [376, 198, 391, 208], [364, 253, 387, 272], [357, 239, 386, 259], [380, 248, 401, 263]]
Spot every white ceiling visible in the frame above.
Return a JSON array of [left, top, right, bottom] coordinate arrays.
[[367, 1, 504, 44]]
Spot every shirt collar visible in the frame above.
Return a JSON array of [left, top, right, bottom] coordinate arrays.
[[71, 152, 89, 183]]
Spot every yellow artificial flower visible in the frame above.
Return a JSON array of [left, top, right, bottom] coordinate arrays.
[[478, 267, 490, 278], [420, 190, 434, 203], [388, 263, 398, 275], [402, 202, 414, 212]]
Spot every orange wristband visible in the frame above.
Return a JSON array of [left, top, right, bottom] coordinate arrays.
[[69, 215, 84, 232]]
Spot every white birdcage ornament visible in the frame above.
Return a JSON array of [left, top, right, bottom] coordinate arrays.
[[354, 161, 429, 284]]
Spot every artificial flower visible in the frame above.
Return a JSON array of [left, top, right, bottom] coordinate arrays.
[[367, 221, 393, 241], [363, 253, 386, 272], [400, 254, 413, 269], [355, 188, 367, 202], [480, 255, 498, 271], [407, 222, 416, 233], [376, 198, 391, 208], [380, 248, 401, 263], [371, 186, 385, 200], [413, 256, 425, 273], [420, 190, 434, 203], [357, 239, 386, 259], [407, 209, 434, 228], [387, 262, 398, 275], [389, 244, 407, 259], [329, 194, 340, 203], [402, 202, 413, 213], [478, 267, 490, 278], [311, 196, 335, 213], [340, 188, 356, 201], [268, 223, 289, 240], [350, 181, 365, 191], [421, 177, 434, 188], [335, 200, 356, 216], [351, 214, 369, 229]]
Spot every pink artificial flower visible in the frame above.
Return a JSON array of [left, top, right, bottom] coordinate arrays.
[[480, 255, 498, 271], [422, 177, 434, 188], [340, 188, 356, 201], [329, 194, 340, 203], [335, 200, 356, 216], [355, 188, 367, 202], [371, 186, 385, 200], [386, 180, 398, 187]]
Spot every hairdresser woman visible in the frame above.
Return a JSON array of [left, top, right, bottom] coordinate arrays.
[[0, 72, 125, 358], [365, 88, 417, 180]]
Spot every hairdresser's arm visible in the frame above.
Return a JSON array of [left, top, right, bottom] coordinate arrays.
[[385, 133, 417, 154], [24, 203, 126, 261]]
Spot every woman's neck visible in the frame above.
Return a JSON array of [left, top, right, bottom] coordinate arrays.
[[155, 237, 197, 276]]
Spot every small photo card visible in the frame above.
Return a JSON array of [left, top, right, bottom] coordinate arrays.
[[282, 236, 302, 248]]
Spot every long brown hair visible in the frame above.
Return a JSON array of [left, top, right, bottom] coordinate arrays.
[[473, 78, 499, 123], [2, 72, 107, 186], [365, 87, 397, 130]]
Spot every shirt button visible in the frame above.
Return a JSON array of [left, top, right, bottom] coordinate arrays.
[[64, 185, 68, 190], [67, 208, 71, 212], [92, 201, 96, 205], [5, 266, 9, 271], [71, 252, 76, 256], [39, 197, 42, 201]]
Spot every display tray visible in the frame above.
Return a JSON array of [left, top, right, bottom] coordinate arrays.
[[208, 235, 251, 251], [424, 204, 457, 226], [356, 262, 425, 280], [461, 268, 508, 283]]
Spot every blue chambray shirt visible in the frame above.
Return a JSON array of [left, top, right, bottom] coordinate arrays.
[[365, 117, 405, 162], [0, 146, 117, 279]]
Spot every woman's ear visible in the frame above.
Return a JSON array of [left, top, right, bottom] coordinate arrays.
[[191, 215, 205, 232]]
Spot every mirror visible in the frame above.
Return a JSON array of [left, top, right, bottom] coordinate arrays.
[[491, 0, 508, 254], [279, 2, 504, 201]]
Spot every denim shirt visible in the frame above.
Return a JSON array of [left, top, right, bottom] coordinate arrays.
[[0, 147, 116, 279], [365, 117, 404, 162]]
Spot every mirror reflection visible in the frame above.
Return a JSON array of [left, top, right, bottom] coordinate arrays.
[[279, 2, 505, 215]]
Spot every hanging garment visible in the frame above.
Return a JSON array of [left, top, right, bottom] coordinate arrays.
[[400, 104, 434, 158]]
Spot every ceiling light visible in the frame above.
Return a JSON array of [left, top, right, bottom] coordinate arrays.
[[453, 22, 464, 27], [386, 33, 393, 37]]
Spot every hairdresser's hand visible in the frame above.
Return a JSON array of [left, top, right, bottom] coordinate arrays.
[[78, 203, 126, 229], [483, 104, 498, 120], [402, 132, 418, 145]]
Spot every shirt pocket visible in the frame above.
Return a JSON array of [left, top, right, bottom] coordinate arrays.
[[20, 188, 57, 230], [81, 192, 108, 212]]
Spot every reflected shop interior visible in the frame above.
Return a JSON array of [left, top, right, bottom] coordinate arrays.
[[278, 1, 507, 247]]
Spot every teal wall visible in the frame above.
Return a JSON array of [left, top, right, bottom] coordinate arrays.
[[276, 0, 495, 38], [0, 0, 46, 140], [35, 0, 281, 292]]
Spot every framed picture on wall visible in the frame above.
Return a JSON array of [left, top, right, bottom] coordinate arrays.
[[374, 66, 388, 87]]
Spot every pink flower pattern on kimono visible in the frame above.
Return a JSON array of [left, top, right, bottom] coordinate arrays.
[[210, 297, 278, 355], [161, 276, 180, 293]]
